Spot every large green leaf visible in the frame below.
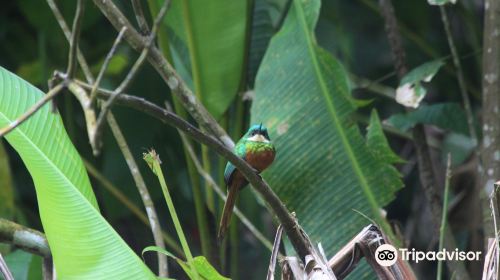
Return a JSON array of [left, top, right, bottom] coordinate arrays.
[[386, 103, 469, 135], [251, 0, 402, 263], [164, 0, 249, 119], [0, 67, 155, 279]]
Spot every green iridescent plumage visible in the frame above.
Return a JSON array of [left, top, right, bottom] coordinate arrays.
[[219, 124, 276, 240], [223, 124, 275, 186]]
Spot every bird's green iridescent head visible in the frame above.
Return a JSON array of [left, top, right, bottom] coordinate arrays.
[[244, 123, 271, 143]]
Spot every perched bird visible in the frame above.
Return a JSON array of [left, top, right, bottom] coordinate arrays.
[[218, 124, 276, 240]]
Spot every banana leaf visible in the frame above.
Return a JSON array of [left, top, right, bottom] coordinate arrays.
[[251, 0, 403, 265], [0, 67, 155, 279]]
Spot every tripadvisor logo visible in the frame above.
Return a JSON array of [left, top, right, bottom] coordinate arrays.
[[374, 244, 482, 267]]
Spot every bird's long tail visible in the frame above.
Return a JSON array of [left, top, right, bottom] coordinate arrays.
[[218, 187, 238, 241]]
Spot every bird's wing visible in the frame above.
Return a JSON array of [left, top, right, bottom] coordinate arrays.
[[224, 141, 246, 185]]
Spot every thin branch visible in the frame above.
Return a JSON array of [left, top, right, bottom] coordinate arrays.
[[439, 6, 478, 147], [0, 83, 64, 138], [0, 253, 14, 280], [42, 257, 54, 280], [91, 0, 234, 149], [106, 112, 168, 277], [66, 0, 86, 79], [46, 0, 94, 83], [92, 0, 171, 154], [83, 159, 184, 257], [437, 154, 452, 280], [76, 80, 312, 259], [266, 225, 283, 280], [0, 218, 51, 258], [89, 27, 128, 103], [131, 0, 150, 34]]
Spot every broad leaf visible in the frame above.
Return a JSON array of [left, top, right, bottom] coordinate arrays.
[[0, 67, 155, 279], [164, 0, 249, 119], [252, 0, 402, 265], [386, 103, 469, 135]]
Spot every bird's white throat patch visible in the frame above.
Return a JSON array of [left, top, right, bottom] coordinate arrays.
[[248, 134, 269, 143]]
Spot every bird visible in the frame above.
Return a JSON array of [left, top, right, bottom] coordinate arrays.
[[218, 123, 276, 241]]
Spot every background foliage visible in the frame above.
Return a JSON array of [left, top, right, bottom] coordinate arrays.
[[0, 0, 486, 279]]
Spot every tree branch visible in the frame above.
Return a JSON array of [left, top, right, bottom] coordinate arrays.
[[131, 0, 150, 34], [0, 83, 64, 138], [66, 0, 86, 79], [0, 219, 51, 258], [89, 27, 128, 103]]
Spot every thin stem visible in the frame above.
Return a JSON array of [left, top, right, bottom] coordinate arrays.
[[46, 0, 94, 83], [82, 83, 310, 258], [266, 225, 283, 280], [167, 101, 213, 260], [107, 112, 168, 277], [201, 146, 215, 213], [0, 83, 64, 138], [67, 0, 85, 79], [143, 150, 198, 279], [439, 6, 478, 146], [89, 27, 128, 103], [437, 154, 452, 280], [0, 253, 13, 280], [131, 0, 150, 34], [83, 159, 184, 257]]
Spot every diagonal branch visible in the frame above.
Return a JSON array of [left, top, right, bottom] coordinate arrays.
[[0, 83, 64, 138], [66, 0, 86, 79], [89, 27, 128, 103], [0, 218, 51, 258], [131, 0, 150, 34]]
